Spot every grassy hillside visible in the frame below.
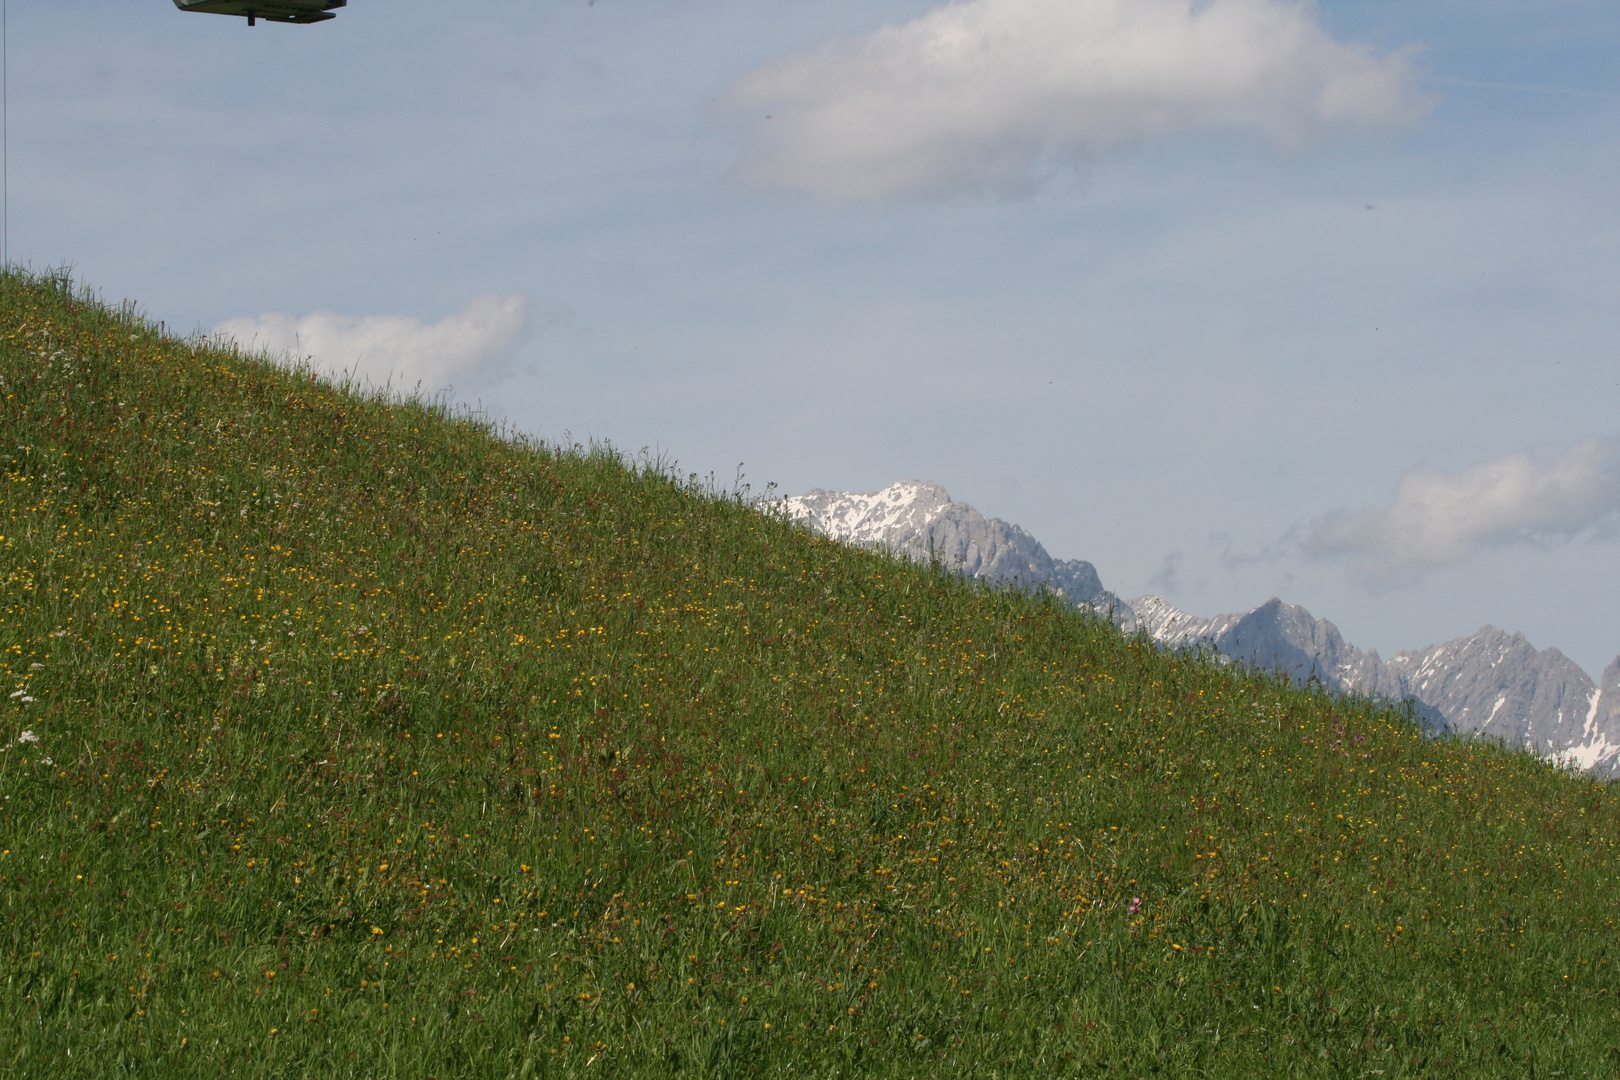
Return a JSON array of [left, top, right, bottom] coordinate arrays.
[[3, 269, 1620, 1078]]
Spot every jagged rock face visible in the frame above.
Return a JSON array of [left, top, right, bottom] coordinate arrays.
[[1582, 659, 1620, 778], [1384, 629, 1596, 751], [780, 481, 1128, 622]]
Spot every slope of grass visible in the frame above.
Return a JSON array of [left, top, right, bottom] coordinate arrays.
[[3, 268, 1620, 1078]]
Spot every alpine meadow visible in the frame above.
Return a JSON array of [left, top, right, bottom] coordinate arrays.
[[7, 268, 1620, 1078]]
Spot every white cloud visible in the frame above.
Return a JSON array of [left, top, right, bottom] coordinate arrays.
[[1307, 439, 1620, 585], [716, 0, 1429, 204], [214, 294, 532, 395]]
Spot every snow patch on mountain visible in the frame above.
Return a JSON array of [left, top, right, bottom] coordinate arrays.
[[783, 479, 951, 545]]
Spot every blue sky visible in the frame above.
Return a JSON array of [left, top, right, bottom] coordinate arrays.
[[12, 0, 1620, 674]]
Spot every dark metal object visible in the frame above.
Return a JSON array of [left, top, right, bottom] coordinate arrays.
[[173, 0, 346, 25]]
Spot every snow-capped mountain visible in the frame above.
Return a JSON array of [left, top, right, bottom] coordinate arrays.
[[783, 479, 1620, 779], [1129, 594, 1619, 775], [781, 480, 1129, 621], [1385, 627, 1606, 765]]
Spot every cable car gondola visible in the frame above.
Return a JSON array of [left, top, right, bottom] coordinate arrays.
[[173, 1, 345, 26]]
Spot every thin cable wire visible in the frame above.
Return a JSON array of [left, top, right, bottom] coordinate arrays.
[[2, 0, 8, 271], [2, 0, 8, 270]]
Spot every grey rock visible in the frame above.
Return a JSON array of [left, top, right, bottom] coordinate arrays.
[[1384, 629, 1595, 750], [1597, 657, 1620, 732], [1587, 658, 1620, 778]]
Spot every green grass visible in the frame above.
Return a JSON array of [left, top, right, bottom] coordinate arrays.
[[3, 267, 1620, 1078]]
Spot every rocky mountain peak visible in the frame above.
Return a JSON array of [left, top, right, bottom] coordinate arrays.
[[781, 480, 954, 547], [780, 480, 1126, 621]]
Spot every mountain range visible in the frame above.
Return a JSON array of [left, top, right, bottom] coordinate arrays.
[[781, 480, 1620, 779]]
